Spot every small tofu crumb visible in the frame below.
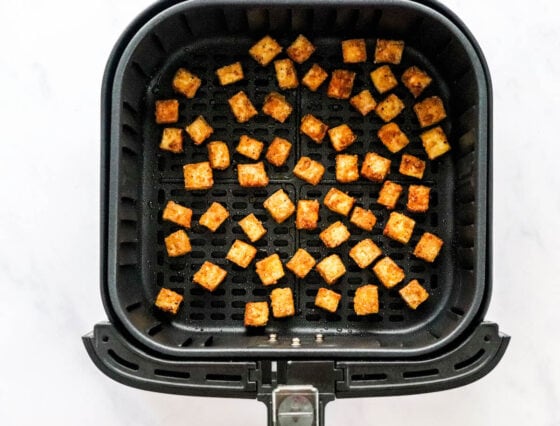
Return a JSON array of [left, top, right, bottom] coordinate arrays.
[[341, 39, 367, 63], [420, 126, 451, 160], [185, 115, 213, 145], [155, 99, 179, 124], [193, 261, 227, 292], [237, 162, 269, 187], [413, 232, 444, 263], [375, 93, 405, 122], [216, 62, 244, 86], [236, 135, 265, 160], [160, 128, 183, 153], [349, 239, 383, 269], [238, 213, 267, 242], [361, 152, 391, 183], [265, 137, 292, 167], [262, 91, 293, 123], [315, 254, 346, 285], [155, 288, 183, 315], [407, 185, 431, 213], [274, 58, 299, 89], [244, 301, 269, 326], [270, 288, 295, 318], [172, 68, 201, 99], [249, 35, 283, 66], [293, 156, 326, 185], [300, 114, 329, 143], [324, 187, 355, 216], [302, 63, 329, 92], [183, 162, 214, 190], [374, 39, 405, 64], [199, 202, 229, 232], [228, 91, 258, 123], [296, 199, 320, 230], [377, 122, 409, 153], [315, 288, 341, 312], [401, 66, 432, 98], [370, 65, 398, 94], [328, 124, 357, 152], [377, 180, 403, 209], [286, 34, 316, 63], [263, 189, 296, 223], [327, 69, 356, 99], [319, 221, 351, 249], [335, 154, 359, 183], [372, 256, 405, 288], [286, 248, 316, 278], [399, 154, 426, 179], [353, 285, 379, 315], [399, 280, 429, 309], [414, 96, 447, 128], [207, 141, 231, 170], [164, 230, 192, 257], [383, 212, 415, 244], [162, 201, 192, 228], [350, 206, 377, 231], [350, 90, 377, 116], [255, 253, 285, 286], [226, 239, 258, 268]]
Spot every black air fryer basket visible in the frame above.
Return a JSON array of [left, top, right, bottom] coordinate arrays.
[[84, 0, 509, 424]]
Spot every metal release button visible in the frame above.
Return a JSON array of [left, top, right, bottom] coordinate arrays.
[[272, 385, 319, 426]]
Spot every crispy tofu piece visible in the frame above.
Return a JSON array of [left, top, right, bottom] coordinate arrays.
[[228, 91, 258, 123], [383, 212, 415, 244], [226, 239, 257, 268], [207, 141, 231, 170], [349, 239, 383, 269], [302, 63, 329, 92], [262, 91, 293, 123], [350, 206, 377, 231], [399, 279, 429, 309], [335, 154, 359, 183], [300, 114, 328, 143], [237, 162, 269, 187], [172, 68, 201, 99], [413, 232, 443, 262], [199, 202, 229, 232], [155, 288, 183, 315], [399, 154, 426, 179], [401, 66, 432, 98], [270, 288, 295, 318], [350, 90, 377, 116], [164, 230, 192, 257], [296, 199, 320, 231], [353, 285, 379, 315], [160, 128, 184, 153], [370, 65, 398, 94], [372, 256, 405, 288], [155, 99, 179, 124], [361, 152, 391, 183], [263, 189, 295, 223], [316, 254, 346, 285], [215, 62, 244, 86], [327, 69, 356, 99], [414, 96, 447, 128], [265, 137, 292, 167], [244, 301, 269, 326], [420, 126, 451, 160], [378, 122, 409, 153], [286, 34, 315, 63], [193, 261, 227, 292], [286, 248, 316, 278], [183, 162, 213, 190], [319, 221, 351, 248], [407, 185, 431, 213], [324, 188, 355, 216], [238, 213, 267, 242], [293, 156, 325, 185], [255, 253, 285, 286], [236, 135, 265, 160], [274, 58, 299, 89], [377, 180, 403, 209], [185, 115, 213, 145], [328, 124, 357, 152], [315, 288, 341, 312], [341, 38, 367, 63], [249, 35, 283, 66], [375, 93, 405, 122], [374, 39, 405, 64], [162, 201, 192, 228]]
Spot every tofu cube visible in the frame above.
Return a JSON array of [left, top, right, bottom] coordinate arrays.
[[414, 96, 447, 128], [207, 141, 231, 170], [199, 201, 229, 232], [155, 288, 183, 315], [383, 212, 415, 244], [286, 248, 316, 278], [328, 124, 357, 152], [314, 288, 342, 313], [377, 180, 403, 209], [265, 137, 292, 167], [274, 58, 299, 89], [296, 199, 320, 230], [401, 66, 432, 98], [286, 34, 316, 63], [372, 256, 405, 288], [155, 99, 179, 124], [413, 232, 444, 262], [370, 65, 398, 94], [262, 91, 293, 123], [349, 206, 377, 231], [185, 115, 213, 145], [327, 69, 356, 99], [172, 68, 201, 98], [420, 126, 451, 160], [399, 154, 426, 179], [293, 156, 325, 185], [319, 221, 351, 249], [237, 162, 269, 187], [162, 200, 192, 228], [164, 230, 192, 257], [353, 285, 379, 315], [160, 128, 184, 153], [302, 63, 329, 92], [249, 35, 283, 66], [341, 39, 367, 63], [315, 254, 346, 285], [335, 154, 359, 183], [399, 280, 429, 310], [238, 213, 267, 242], [270, 288, 295, 318], [300, 114, 328, 143], [193, 261, 227, 292], [226, 239, 258, 268], [255, 253, 285, 286], [350, 90, 377, 116], [407, 185, 431, 213], [244, 301, 269, 327], [228, 91, 258, 123], [375, 93, 405, 122], [183, 162, 213, 190], [374, 39, 405, 64], [349, 239, 383, 269], [324, 187, 355, 216], [215, 62, 244, 86], [236, 135, 265, 160], [263, 189, 295, 223], [378, 122, 409, 153], [361, 152, 391, 183]]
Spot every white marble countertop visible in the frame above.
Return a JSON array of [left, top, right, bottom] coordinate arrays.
[[0, 0, 558, 424]]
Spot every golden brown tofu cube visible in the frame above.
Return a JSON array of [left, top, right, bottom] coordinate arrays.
[[228, 91, 258, 123], [341, 39, 367, 63], [324, 187, 355, 216], [399, 154, 426, 179], [193, 261, 227, 292], [375, 93, 405, 122], [237, 162, 270, 187], [407, 185, 431, 213], [263, 189, 295, 223], [300, 114, 328, 143], [155, 288, 183, 315], [349, 239, 383, 269], [353, 285, 379, 315], [249, 35, 283, 66], [244, 301, 269, 326], [319, 221, 351, 249], [226, 239, 257, 268], [372, 256, 405, 288], [401, 66, 432, 98], [262, 91, 293, 123], [328, 124, 357, 152], [164, 229, 192, 257], [207, 141, 231, 170], [414, 96, 447, 128], [199, 201, 229, 232], [327, 69, 356, 99], [399, 279, 429, 309], [274, 58, 299, 89], [162, 200, 192, 228], [296, 199, 320, 230], [286, 34, 315, 63], [286, 248, 316, 278], [293, 156, 325, 185], [350, 206, 377, 231], [302, 63, 329, 92], [361, 152, 391, 183], [172, 68, 201, 99], [315, 288, 342, 312], [183, 162, 213, 190], [255, 253, 285, 286], [160, 128, 184, 153], [378, 122, 409, 153], [316, 254, 346, 285], [370, 65, 398, 94], [350, 90, 377, 116], [377, 180, 403, 209], [413, 232, 443, 262], [383, 212, 415, 244], [270, 288, 295, 318], [236, 135, 265, 160], [238, 213, 267, 242], [374, 39, 405, 64], [215, 62, 244, 86], [335, 154, 359, 183], [420, 126, 451, 160], [185, 115, 213, 145], [265, 137, 292, 167], [155, 99, 179, 124]]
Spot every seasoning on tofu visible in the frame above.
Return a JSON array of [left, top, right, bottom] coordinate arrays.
[[414, 96, 447, 128], [420, 126, 451, 160], [183, 161, 214, 190], [274, 58, 299, 89], [164, 229, 192, 257], [407, 185, 431, 213], [172, 68, 201, 98], [315, 254, 346, 285], [349, 239, 383, 269], [228, 91, 258, 123], [244, 301, 269, 327], [399, 280, 429, 309], [155, 288, 183, 315], [353, 285, 379, 315], [341, 39, 367, 63], [226, 239, 258, 268], [237, 162, 270, 187], [378, 122, 409, 153], [249, 35, 283, 66], [270, 288, 295, 318], [159, 128, 183, 153], [215, 61, 244, 86], [370, 65, 398, 94], [302, 63, 329, 92], [349, 206, 377, 231], [262, 91, 293, 123], [328, 124, 357, 152], [300, 114, 329, 143], [295, 199, 320, 231], [372, 256, 405, 288], [193, 261, 227, 292], [377, 180, 403, 210], [361, 152, 391, 183], [327, 69, 356, 99], [207, 141, 231, 170], [162, 201, 192, 228], [399, 154, 426, 179], [263, 189, 296, 223], [335, 154, 359, 183], [401, 66, 432, 98], [383, 212, 415, 244], [185, 115, 213, 145], [413, 232, 443, 263], [374, 39, 405, 64], [350, 90, 377, 116], [265, 137, 292, 167], [199, 201, 229, 232], [255, 253, 285, 286], [236, 135, 265, 160], [315, 288, 342, 313], [286, 34, 316, 63], [155, 99, 179, 124], [319, 221, 351, 248], [238, 213, 267, 243], [375, 93, 405, 122], [286, 248, 316, 278], [293, 156, 326, 185], [323, 187, 355, 216]]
